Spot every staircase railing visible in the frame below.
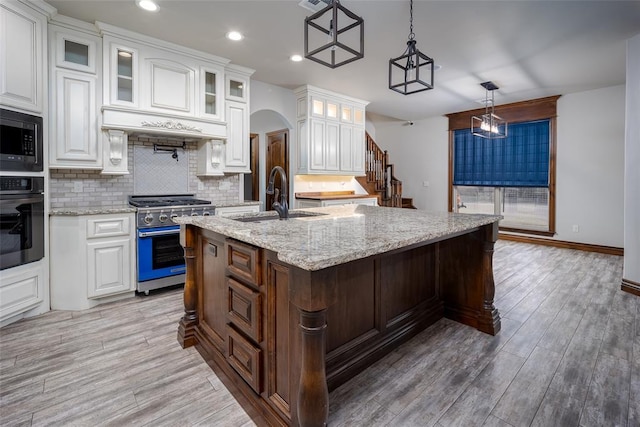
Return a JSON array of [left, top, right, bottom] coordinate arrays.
[[360, 133, 404, 208]]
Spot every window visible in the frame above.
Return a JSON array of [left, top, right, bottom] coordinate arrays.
[[447, 96, 559, 236]]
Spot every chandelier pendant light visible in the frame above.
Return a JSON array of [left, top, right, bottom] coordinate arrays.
[[389, 0, 434, 95], [471, 81, 508, 139], [304, 0, 364, 69]]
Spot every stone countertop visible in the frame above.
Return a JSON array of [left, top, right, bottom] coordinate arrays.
[[173, 205, 501, 271], [215, 201, 261, 207], [49, 205, 137, 216]]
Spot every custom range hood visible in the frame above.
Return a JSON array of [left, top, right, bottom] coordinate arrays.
[[101, 106, 228, 141]]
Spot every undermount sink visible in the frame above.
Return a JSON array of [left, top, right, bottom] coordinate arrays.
[[230, 211, 328, 223]]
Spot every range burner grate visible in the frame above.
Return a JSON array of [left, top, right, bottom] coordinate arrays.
[[128, 194, 212, 208]]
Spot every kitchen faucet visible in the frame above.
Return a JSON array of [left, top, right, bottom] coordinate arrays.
[[266, 166, 289, 220]]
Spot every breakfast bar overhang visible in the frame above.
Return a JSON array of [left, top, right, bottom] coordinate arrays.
[[174, 205, 502, 427]]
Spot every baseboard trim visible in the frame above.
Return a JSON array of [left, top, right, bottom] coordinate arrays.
[[621, 278, 640, 296], [498, 233, 624, 256]]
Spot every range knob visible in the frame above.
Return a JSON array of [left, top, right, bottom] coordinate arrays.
[[191, 209, 199, 217], [143, 213, 154, 224], [158, 213, 168, 223], [203, 211, 211, 216], [170, 213, 178, 221]]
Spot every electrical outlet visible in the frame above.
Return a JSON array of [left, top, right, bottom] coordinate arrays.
[[422, 181, 430, 187], [572, 224, 580, 232], [73, 181, 83, 193]]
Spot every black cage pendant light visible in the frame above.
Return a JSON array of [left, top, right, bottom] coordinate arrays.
[[389, 0, 434, 95], [471, 81, 508, 139], [304, 0, 364, 69]]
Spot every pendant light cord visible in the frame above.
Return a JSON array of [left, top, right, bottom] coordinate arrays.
[[408, 0, 415, 41]]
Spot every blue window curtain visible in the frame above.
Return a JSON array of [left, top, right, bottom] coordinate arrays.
[[453, 119, 550, 187]]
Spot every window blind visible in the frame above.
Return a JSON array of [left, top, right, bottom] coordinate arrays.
[[453, 119, 550, 187]]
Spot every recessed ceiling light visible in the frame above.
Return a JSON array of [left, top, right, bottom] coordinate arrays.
[[226, 31, 244, 41], [290, 54, 303, 62], [136, 0, 158, 12]]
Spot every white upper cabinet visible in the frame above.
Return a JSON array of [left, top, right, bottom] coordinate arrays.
[[97, 22, 231, 141], [294, 85, 368, 176], [49, 18, 103, 170], [221, 65, 254, 174], [200, 66, 224, 121], [0, 0, 53, 113]]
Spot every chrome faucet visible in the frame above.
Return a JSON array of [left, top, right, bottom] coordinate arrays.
[[266, 166, 289, 220]]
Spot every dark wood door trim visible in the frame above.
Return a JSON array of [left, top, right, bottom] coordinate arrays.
[[250, 133, 259, 202], [265, 129, 289, 211]]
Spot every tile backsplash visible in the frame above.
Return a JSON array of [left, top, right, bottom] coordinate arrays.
[[49, 136, 240, 208]]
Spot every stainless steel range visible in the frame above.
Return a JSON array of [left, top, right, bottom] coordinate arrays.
[[129, 195, 213, 294]]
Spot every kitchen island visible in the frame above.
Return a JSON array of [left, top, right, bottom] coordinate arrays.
[[174, 205, 501, 427]]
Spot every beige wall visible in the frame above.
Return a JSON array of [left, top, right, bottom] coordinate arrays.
[[371, 84, 626, 248]]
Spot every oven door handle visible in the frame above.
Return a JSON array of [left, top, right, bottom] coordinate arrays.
[[138, 229, 180, 238]]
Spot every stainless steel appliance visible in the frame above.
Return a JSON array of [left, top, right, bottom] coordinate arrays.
[[0, 176, 45, 270], [0, 108, 43, 172], [129, 195, 213, 294]]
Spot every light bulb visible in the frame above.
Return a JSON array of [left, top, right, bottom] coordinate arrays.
[[328, 20, 337, 51]]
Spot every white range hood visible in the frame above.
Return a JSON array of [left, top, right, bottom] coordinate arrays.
[[102, 105, 227, 141]]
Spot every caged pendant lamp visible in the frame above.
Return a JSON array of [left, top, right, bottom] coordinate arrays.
[[389, 0, 434, 95], [471, 81, 508, 139], [304, 0, 364, 69]]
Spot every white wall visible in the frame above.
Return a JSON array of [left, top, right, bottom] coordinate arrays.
[[624, 34, 640, 284], [372, 115, 450, 212], [370, 85, 626, 248], [556, 85, 625, 247]]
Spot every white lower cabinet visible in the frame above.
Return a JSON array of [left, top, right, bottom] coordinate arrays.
[[50, 212, 135, 310], [0, 261, 46, 325], [215, 204, 260, 217]]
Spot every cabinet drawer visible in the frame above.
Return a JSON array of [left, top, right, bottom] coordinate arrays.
[[87, 216, 130, 238], [226, 240, 261, 286], [227, 278, 262, 342], [227, 326, 262, 393]]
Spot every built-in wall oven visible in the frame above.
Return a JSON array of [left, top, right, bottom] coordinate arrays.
[[0, 108, 43, 172], [0, 176, 45, 270], [129, 195, 213, 294]]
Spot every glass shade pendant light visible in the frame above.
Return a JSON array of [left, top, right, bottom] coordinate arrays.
[[471, 81, 508, 139], [304, 0, 364, 68], [389, 0, 434, 95]]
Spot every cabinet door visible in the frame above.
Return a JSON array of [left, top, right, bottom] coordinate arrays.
[[352, 127, 366, 175], [51, 70, 100, 168], [326, 121, 340, 171], [200, 66, 224, 120], [54, 29, 98, 74], [145, 58, 195, 114], [0, 263, 44, 322], [225, 100, 250, 172], [309, 119, 325, 171], [339, 125, 354, 172], [105, 39, 138, 106], [226, 74, 248, 103], [87, 238, 132, 298], [0, 1, 45, 112]]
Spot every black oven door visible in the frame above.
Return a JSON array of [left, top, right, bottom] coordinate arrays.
[[0, 193, 45, 270]]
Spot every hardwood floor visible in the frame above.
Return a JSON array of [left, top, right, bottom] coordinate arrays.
[[1, 241, 638, 426]]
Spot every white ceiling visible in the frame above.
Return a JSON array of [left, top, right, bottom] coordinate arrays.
[[44, 0, 640, 121]]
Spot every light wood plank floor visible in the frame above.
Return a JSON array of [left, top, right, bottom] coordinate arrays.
[[1, 241, 638, 426]]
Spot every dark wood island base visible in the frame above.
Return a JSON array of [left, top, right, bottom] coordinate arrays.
[[176, 216, 500, 427]]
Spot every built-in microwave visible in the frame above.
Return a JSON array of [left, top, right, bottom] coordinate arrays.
[[0, 108, 43, 172]]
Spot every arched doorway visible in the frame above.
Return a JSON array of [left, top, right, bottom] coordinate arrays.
[[248, 109, 292, 209]]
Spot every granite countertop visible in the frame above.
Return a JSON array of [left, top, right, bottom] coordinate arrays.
[[50, 205, 137, 216], [173, 205, 501, 271], [215, 201, 261, 207]]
